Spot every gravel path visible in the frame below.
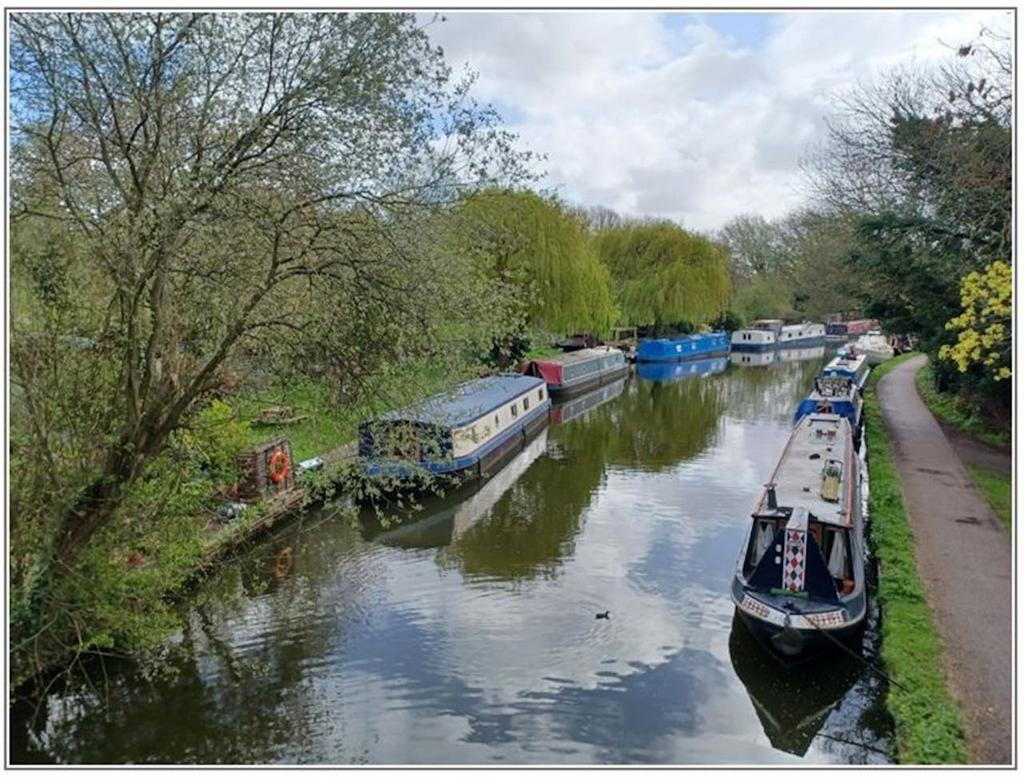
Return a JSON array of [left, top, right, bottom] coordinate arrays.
[[877, 355, 1012, 764]]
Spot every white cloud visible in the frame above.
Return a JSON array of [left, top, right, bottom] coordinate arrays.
[[429, 10, 1010, 231]]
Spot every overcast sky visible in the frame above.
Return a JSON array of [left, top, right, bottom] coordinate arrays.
[[427, 9, 1011, 232]]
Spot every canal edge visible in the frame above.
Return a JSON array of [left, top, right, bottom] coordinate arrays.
[[864, 353, 969, 764]]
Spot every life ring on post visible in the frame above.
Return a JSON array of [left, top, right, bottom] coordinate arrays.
[[269, 449, 290, 484]]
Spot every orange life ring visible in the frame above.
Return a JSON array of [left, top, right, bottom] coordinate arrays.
[[269, 450, 290, 483]]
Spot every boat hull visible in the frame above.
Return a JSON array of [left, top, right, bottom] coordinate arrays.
[[735, 606, 865, 662], [362, 402, 550, 485], [547, 364, 629, 399], [731, 579, 867, 661], [732, 335, 825, 352], [636, 332, 731, 363], [637, 344, 730, 362]]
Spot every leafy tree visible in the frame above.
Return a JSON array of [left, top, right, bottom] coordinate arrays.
[[451, 189, 619, 336], [803, 26, 1011, 403], [939, 260, 1011, 381], [9, 11, 531, 673], [719, 214, 791, 283], [594, 222, 731, 329]]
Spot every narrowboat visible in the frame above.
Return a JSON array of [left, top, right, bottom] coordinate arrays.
[[824, 319, 878, 343], [636, 331, 730, 363], [359, 374, 550, 484], [636, 355, 728, 383], [794, 376, 864, 440], [549, 377, 626, 425], [519, 347, 628, 399], [856, 331, 894, 366], [731, 320, 825, 351], [820, 351, 870, 391], [731, 413, 866, 659]]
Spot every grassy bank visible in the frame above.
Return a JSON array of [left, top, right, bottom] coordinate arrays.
[[965, 465, 1012, 532], [914, 360, 1010, 450], [866, 354, 968, 763], [11, 356, 479, 693]]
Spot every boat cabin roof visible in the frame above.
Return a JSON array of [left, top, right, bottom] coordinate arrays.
[[754, 413, 855, 527], [825, 352, 867, 371], [529, 346, 624, 367], [374, 374, 545, 428]]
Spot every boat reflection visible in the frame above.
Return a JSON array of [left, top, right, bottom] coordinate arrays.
[[731, 345, 827, 368], [728, 614, 861, 757], [549, 377, 627, 425], [636, 356, 728, 383], [363, 429, 550, 549]]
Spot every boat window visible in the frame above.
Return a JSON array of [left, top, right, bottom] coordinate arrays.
[[538, 389, 544, 401], [494, 414, 500, 428], [511, 404, 518, 419], [523, 397, 529, 411]]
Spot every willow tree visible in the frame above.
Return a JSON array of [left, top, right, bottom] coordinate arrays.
[[451, 189, 619, 336], [594, 222, 731, 329]]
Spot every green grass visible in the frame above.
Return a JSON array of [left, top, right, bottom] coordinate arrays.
[[966, 465, 1012, 533], [236, 358, 477, 461], [914, 360, 1010, 450], [866, 353, 968, 763]]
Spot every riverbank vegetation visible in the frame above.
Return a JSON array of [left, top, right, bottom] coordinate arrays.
[[9, 11, 539, 687], [865, 355, 968, 764], [915, 361, 1010, 451], [7, 10, 1011, 725]]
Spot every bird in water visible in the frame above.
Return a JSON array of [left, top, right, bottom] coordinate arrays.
[[595, 611, 610, 620]]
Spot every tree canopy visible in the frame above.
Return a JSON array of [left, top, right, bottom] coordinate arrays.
[[593, 222, 731, 328], [452, 189, 619, 335]]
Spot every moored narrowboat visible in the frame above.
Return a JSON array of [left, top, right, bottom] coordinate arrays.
[[519, 347, 628, 399], [820, 351, 870, 391], [824, 319, 878, 343], [636, 331, 730, 363], [856, 330, 894, 366], [732, 320, 826, 351], [359, 374, 550, 486], [731, 413, 866, 659], [794, 376, 864, 441]]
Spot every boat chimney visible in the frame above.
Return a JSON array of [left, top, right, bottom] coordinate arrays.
[[764, 482, 778, 511]]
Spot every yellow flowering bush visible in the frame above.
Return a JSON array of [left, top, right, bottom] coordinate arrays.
[[939, 260, 1012, 380]]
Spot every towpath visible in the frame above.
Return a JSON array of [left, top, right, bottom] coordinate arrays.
[[877, 354, 1011, 764]]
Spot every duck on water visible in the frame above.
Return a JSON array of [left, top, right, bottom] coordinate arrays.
[[731, 412, 866, 660]]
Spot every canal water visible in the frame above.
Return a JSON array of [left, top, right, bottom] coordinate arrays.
[[10, 350, 894, 765]]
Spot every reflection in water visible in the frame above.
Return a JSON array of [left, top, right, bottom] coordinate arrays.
[[549, 377, 626, 425], [730, 345, 827, 369], [364, 430, 550, 550], [635, 356, 728, 383], [11, 356, 893, 765], [728, 609, 892, 763]]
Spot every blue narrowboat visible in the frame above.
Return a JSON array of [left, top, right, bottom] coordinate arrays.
[[793, 376, 864, 442], [820, 351, 870, 391], [636, 355, 728, 383], [359, 374, 550, 483], [636, 331, 730, 363], [732, 413, 866, 659]]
